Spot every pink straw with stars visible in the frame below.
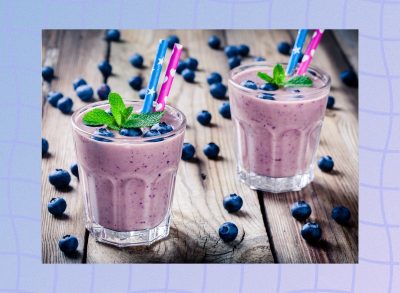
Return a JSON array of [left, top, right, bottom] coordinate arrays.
[[296, 29, 324, 75], [154, 43, 183, 112]]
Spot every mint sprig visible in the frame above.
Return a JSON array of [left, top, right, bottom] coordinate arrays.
[[257, 64, 313, 88], [82, 92, 165, 131]]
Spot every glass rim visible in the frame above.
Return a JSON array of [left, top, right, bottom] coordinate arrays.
[[71, 100, 186, 143]]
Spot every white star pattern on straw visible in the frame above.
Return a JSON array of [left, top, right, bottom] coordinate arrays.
[[170, 69, 176, 77], [147, 88, 156, 96], [163, 76, 168, 83], [292, 47, 301, 54], [155, 102, 163, 111], [158, 58, 164, 66], [310, 49, 316, 57]]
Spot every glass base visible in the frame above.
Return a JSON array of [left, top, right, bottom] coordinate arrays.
[[86, 215, 171, 247], [238, 165, 314, 193]]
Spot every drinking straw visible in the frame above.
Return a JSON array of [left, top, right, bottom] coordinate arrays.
[[154, 43, 183, 112], [141, 39, 169, 113], [296, 29, 324, 75], [286, 29, 308, 76]]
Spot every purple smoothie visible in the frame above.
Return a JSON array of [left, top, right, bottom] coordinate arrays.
[[228, 63, 330, 192], [71, 101, 185, 245]]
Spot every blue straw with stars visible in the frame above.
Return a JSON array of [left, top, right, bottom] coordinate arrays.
[[286, 29, 308, 76], [142, 39, 168, 113]]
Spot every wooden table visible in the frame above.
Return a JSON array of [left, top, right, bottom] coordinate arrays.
[[42, 30, 358, 264]]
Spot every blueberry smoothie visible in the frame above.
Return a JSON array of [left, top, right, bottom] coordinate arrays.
[[228, 63, 330, 192], [71, 100, 186, 246]]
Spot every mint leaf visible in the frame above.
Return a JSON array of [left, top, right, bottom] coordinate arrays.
[[257, 72, 274, 83], [285, 76, 313, 87], [123, 106, 133, 119], [109, 92, 126, 126], [83, 108, 114, 126], [123, 111, 165, 128], [273, 64, 285, 85], [107, 121, 120, 131]]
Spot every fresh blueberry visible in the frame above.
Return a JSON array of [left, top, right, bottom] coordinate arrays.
[[318, 155, 334, 172], [184, 57, 198, 71], [151, 122, 173, 134], [73, 78, 87, 90], [218, 222, 238, 242], [48, 197, 67, 217], [47, 91, 63, 107], [182, 69, 195, 83], [327, 96, 335, 109], [130, 53, 144, 68], [203, 142, 220, 159], [291, 201, 312, 221], [219, 102, 231, 119], [98, 60, 112, 78], [241, 80, 258, 90], [259, 83, 278, 91], [331, 206, 351, 225], [197, 110, 212, 126], [97, 84, 111, 100], [48, 169, 71, 189], [237, 44, 250, 57], [58, 235, 79, 254], [223, 193, 243, 213], [70, 163, 79, 179], [128, 75, 143, 90], [224, 45, 239, 58], [106, 109, 113, 116], [208, 35, 221, 49], [228, 56, 241, 69], [210, 82, 227, 99], [42, 138, 49, 156], [182, 142, 196, 161], [92, 127, 115, 142], [254, 57, 266, 62], [340, 70, 358, 87], [57, 97, 73, 114], [119, 128, 142, 137], [105, 29, 120, 42], [143, 129, 163, 142], [301, 222, 322, 243], [42, 66, 54, 82], [138, 88, 147, 99], [277, 42, 291, 55], [258, 93, 275, 100], [167, 35, 180, 49], [76, 85, 93, 102], [207, 72, 222, 85], [176, 60, 187, 74]]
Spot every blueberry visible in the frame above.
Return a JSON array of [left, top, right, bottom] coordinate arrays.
[[184, 57, 198, 71], [47, 91, 63, 107], [73, 78, 87, 90], [58, 235, 79, 254], [207, 72, 222, 85], [97, 84, 111, 100], [128, 76, 143, 90], [182, 69, 195, 83], [291, 201, 312, 221], [228, 56, 241, 69], [167, 35, 180, 49], [42, 138, 49, 156], [331, 206, 351, 225], [42, 66, 54, 82], [119, 128, 142, 137], [92, 127, 115, 142], [237, 44, 250, 57], [219, 102, 231, 119], [182, 142, 196, 161], [340, 70, 358, 88], [259, 83, 278, 91], [130, 53, 144, 68], [203, 142, 220, 159], [151, 122, 173, 134], [327, 96, 335, 109], [318, 155, 334, 172], [210, 82, 227, 99], [76, 85, 93, 102], [70, 162, 79, 179], [57, 97, 73, 114], [138, 88, 147, 99], [105, 29, 120, 42], [254, 57, 266, 62], [240, 80, 258, 90], [208, 35, 221, 49], [301, 222, 322, 243], [197, 110, 212, 126], [143, 129, 163, 142], [49, 169, 71, 189], [98, 60, 112, 78], [224, 45, 239, 58], [277, 42, 291, 55], [48, 197, 67, 217], [258, 93, 275, 100], [176, 60, 187, 75], [218, 222, 238, 242], [106, 109, 113, 116], [223, 193, 243, 213]]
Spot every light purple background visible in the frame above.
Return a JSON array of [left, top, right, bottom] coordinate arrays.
[[0, 0, 399, 292]]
